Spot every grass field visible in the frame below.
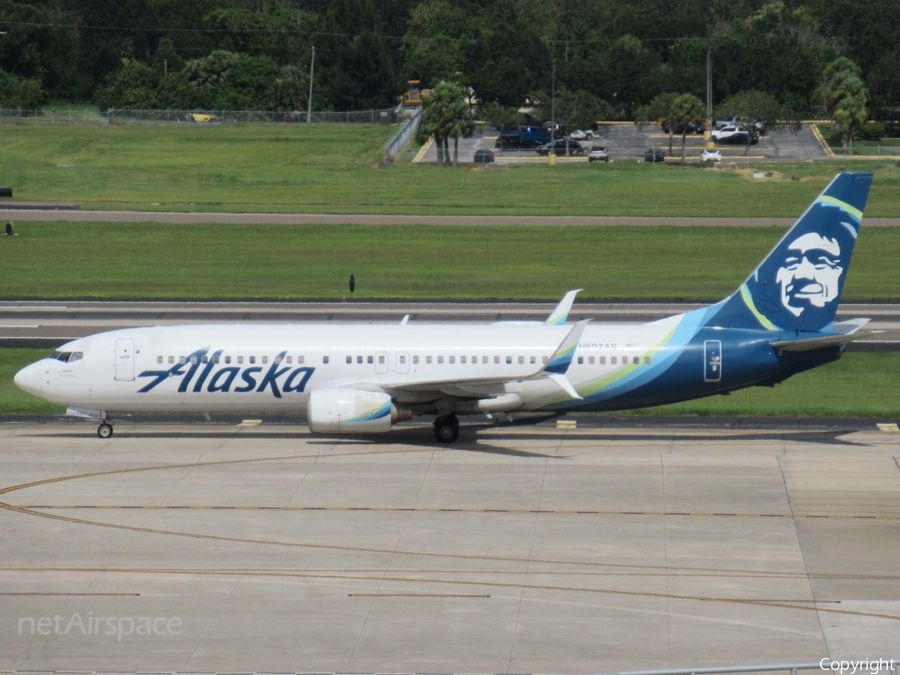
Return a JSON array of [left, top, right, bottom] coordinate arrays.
[[2, 348, 896, 417], [2, 221, 899, 300], [3, 124, 900, 216]]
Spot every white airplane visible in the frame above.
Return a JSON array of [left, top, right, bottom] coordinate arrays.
[[15, 173, 874, 443]]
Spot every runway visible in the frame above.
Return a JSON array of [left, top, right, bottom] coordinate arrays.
[[1, 417, 899, 672], [2, 300, 899, 350], [2, 207, 900, 227]]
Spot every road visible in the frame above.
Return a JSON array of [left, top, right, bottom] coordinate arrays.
[[2, 300, 898, 350]]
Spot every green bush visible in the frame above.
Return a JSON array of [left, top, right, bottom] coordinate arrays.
[[858, 121, 886, 141]]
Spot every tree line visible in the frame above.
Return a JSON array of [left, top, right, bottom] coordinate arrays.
[[0, 0, 897, 121]]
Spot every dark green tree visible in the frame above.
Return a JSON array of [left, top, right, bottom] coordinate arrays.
[[817, 57, 868, 155]]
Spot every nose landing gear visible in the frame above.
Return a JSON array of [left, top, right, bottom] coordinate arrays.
[[433, 414, 459, 443], [97, 421, 114, 438]]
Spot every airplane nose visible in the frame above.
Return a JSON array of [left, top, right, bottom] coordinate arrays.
[[14, 362, 43, 396]]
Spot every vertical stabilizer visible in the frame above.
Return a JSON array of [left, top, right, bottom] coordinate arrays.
[[711, 172, 872, 332]]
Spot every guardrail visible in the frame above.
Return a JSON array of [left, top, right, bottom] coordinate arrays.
[[384, 108, 422, 164]]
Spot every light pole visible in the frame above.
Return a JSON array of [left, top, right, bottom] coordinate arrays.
[[307, 46, 315, 124]]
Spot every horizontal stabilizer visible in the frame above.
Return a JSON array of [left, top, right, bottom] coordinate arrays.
[[770, 318, 873, 352]]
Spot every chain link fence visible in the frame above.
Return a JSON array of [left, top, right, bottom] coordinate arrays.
[[0, 107, 401, 126]]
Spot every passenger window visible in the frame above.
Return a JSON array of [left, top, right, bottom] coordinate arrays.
[[530, 356, 536, 364], [168, 356, 175, 364], [298, 355, 304, 364], [449, 355, 455, 364], [600, 356, 606, 365], [518, 356, 524, 364], [225, 356, 232, 364], [346, 356, 352, 364], [644, 356, 652, 364], [483, 356, 489, 364], [461, 356, 466, 364], [323, 356, 329, 364], [179, 356, 186, 365], [494, 356, 500, 364], [285, 356, 291, 365], [378, 355, 385, 364], [273, 355, 281, 364], [438, 356, 444, 364], [367, 355, 373, 364], [426, 356, 432, 364], [506, 356, 512, 364], [413, 355, 419, 364], [589, 356, 595, 364], [578, 356, 584, 364], [202, 356, 209, 364], [633, 356, 640, 365], [249, 356, 256, 364], [190, 356, 198, 365], [611, 356, 617, 364], [400, 355, 407, 364], [237, 356, 244, 364], [157, 356, 163, 364], [262, 356, 268, 365], [542, 356, 548, 364]]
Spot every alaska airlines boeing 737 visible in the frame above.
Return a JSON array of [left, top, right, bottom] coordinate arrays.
[[15, 172, 874, 443]]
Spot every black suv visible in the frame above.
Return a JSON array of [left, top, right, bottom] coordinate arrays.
[[535, 139, 587, 156]]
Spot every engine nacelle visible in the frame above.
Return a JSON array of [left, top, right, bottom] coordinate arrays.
[[307, 388, 408, 434]]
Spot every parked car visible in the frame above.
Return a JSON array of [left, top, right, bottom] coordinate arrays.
[[644, 148, 666, 163], [588, 146, 609, 162], [494, 133, 542, 150], [662, 121, 705, 135], [569, 129, 594, 141], [701, 149, 722, 162], [536, 139, 587, 156], [473, 148, 495, 164], [517, 125, 553, 145], [710, 125, 758, 145]]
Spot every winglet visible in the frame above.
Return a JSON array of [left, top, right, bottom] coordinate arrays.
[[542, 319, 589, 374], [400, 314, 410, 325], [545, 289, 582, 325]]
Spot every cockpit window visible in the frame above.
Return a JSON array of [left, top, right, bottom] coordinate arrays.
[[50, 351, 84, 363]]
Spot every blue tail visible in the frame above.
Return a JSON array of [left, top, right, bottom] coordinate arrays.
[[711, 172, 872, 333]]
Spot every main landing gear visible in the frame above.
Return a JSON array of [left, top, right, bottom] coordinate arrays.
[[97, 421, 114, 438], [433, 414, 459, 443]]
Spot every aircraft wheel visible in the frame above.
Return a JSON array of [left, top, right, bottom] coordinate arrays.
[[433, 415, 459, 443], [98, 423, 113, 439]]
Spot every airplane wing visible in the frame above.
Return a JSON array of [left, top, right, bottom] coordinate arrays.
[[770, 318, 875, 353], [320, 321, 590, 403]]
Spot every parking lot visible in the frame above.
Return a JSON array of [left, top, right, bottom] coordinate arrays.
[[416, 122, 831, 165]]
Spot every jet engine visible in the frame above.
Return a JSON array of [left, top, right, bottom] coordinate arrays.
[[307, 388, 410, 433]]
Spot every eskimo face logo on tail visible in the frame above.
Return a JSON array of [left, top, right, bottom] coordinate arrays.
[[775, 233, 843, 317]]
